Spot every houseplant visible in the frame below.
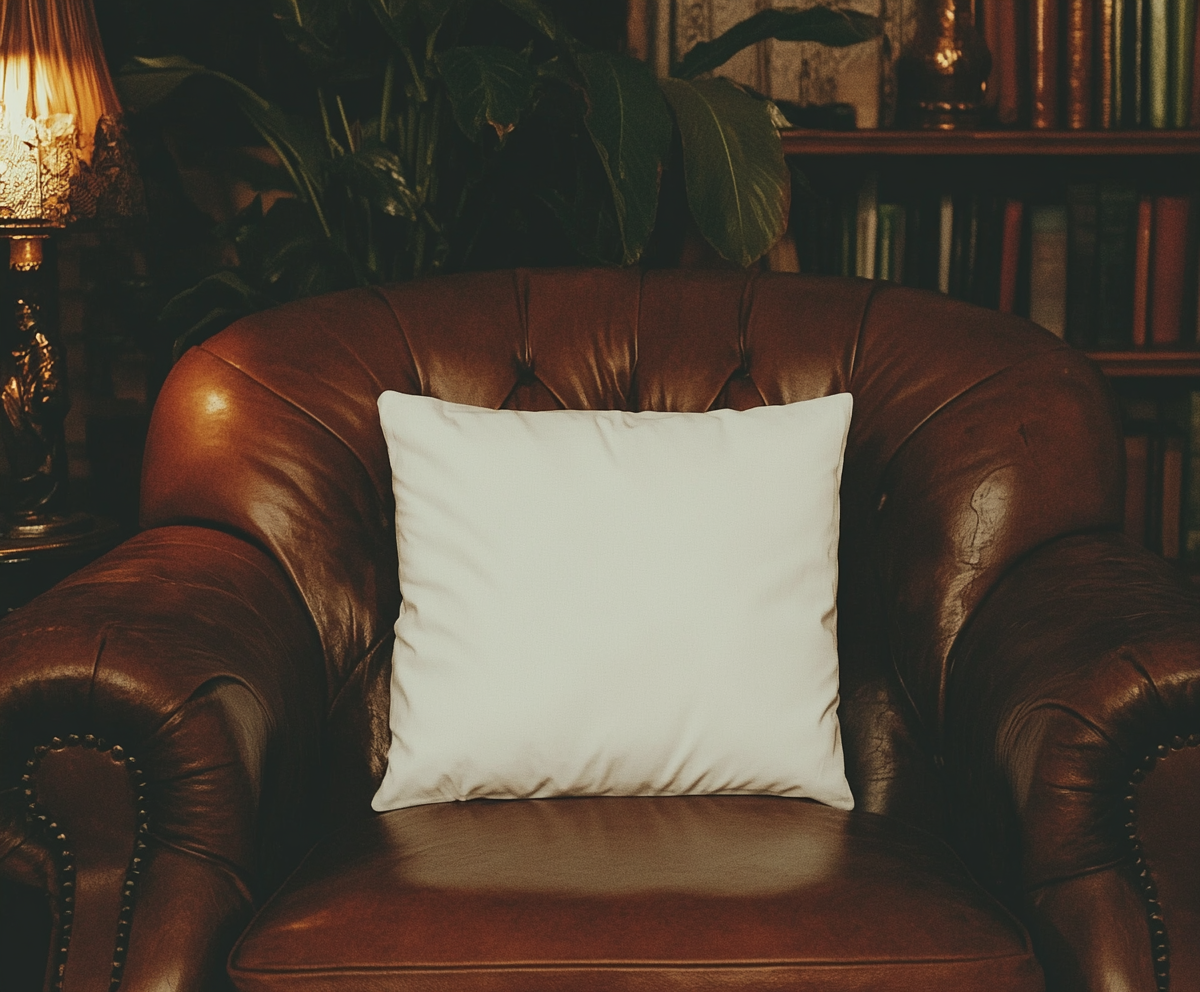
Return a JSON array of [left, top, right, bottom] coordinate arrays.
[[116, 0, 880, 355]]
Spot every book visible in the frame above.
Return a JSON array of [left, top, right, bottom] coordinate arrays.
[[1162, 433, 1184, 559], [1133, 195, 1154, 346], [626, 0, 651, 61], [1099, 0, 1116, 126], [900, 190, 940, 291], [950, 190, 978, 300], [1066, 183, 1100, 346], [973, 193, 1004, 309], [1066, 0, 1095, 128], [654, 0, 672, 78], [1172, 0, 1197, 126], [1150, 195, 1191, 345], [1149, 0, 1170, 126], [877, 203, 906, 283], [1029, 205, 1069, 337], [1192, 0, 1200, 126], [1132, 0, 1147, 125], [998, 199, 1024, 312], [856, 172, 878, 279], [1125, 433, 1150, 544], [938, 193, 954, 294], [1096, 185, 1139, 348], [1113, 0, 1126, 124], [1030, 0, 1060, 127], [981, 0, 1022, 124]]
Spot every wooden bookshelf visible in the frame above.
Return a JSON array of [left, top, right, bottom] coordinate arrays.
[[780, 129, 1200, 156], [1086, 352, 1200, 377]]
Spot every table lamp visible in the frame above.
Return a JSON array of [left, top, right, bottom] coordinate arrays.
[[0, 0, 142, 553]]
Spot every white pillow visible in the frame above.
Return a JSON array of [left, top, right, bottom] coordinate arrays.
[[372, 391, 855, 813]]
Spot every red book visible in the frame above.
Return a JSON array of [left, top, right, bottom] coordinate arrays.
[[1150, 195, 1191, 346], [1030, 0, 1059, 128], [1125, 434, 1149, 544], [1065, 0, 1094, 128], [1132, 196, 1153, 347], [998, 199, 1023, 312], [1097, 0, 1115, 127], [982, 0, 1022, 124]]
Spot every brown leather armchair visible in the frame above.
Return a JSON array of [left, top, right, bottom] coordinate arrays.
[[2, 269, 1198, 992]]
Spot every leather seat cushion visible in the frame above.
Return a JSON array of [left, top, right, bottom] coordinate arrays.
[[229, 796, 1043, 991]]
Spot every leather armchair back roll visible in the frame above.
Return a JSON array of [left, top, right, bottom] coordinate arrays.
[[140, 269, 1123, 829]]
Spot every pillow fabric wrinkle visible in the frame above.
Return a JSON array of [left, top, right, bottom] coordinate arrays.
[[373, 391, 855, 813]]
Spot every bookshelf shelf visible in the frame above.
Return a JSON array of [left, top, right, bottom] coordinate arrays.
[[1086, 352, 1200, 378], [780, 129, 1200, 157]]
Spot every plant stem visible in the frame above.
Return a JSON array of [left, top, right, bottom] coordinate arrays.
[[380, 57, 396, 143], [336, 94, 356, 152], [400, 44, 427, 104], [317, 88, 341, 155]]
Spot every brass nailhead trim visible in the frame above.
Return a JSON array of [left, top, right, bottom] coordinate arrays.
[[1128, 735, 1200, 992], [25, 738, 150, 992]]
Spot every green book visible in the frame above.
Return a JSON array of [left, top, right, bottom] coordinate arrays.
[[877, 203, 905, 283], [1171, 0, 1197, 126], [1096, 185, 1138, 348], [1149, 0, 1170, 127], [1133, 0, 1146, 125], [1114, 0, 1125, 123], [1066, 184, 1100, 347]]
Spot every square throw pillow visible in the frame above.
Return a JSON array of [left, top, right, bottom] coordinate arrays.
[[372, 391, 855, 813]]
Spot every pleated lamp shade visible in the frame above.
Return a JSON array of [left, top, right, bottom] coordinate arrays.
[[0, 0, 142, 227]]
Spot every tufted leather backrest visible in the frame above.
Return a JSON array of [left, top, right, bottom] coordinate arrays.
[[141, 268, 1123, 825]]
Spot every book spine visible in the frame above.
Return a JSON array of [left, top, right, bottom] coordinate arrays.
[[1162, 433, 1184, 559], [1150, 0, 1170, 126], [1192, 0, 1200, 126], [939, 193, 954, 294], [1029, 205, 1069, 337], [877, 203, 897, 282], [626, 0, 651, 61], [1097, 185, 1139, 348], [1067, 0, 1096, 127], [1133, 195, 1153, 346], [654, 0, 672, 79], [1066, 183, 1100, 346], [1134, 0, 1147, 125], [981, 0, 1002, 114], [973, 194, 1003, 308], [1172, 0, 1197, 126], [1099, 0, 1117, 126], [1031, 0, 1060, 127], [1114, 0, 1126, 123], [1188, 391, 1200, 561], [1125, 433, 1150, 544], [999, 199, 1024, 312], [856, 173, 879, 280], [1150, 195, 1190, 345]]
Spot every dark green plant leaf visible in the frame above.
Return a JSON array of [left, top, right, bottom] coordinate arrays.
[[494, 0, 571, 46], [116, 55, 207, 113], [576, 52, 671, 265], [119, 56, 330, 228], [161, 270, 274, 360], [268, 0, 340, 70], [659, 77, 789, 266], [672, 6, 882, 80], [364, 0, 415, 48], [337, 146, 421, 219], [436, 46, 535, 140]]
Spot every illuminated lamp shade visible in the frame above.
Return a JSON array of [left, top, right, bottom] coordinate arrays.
[[0, 0, 143, 228]]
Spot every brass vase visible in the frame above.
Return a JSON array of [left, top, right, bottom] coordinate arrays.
[[897, 0, 992, 129]]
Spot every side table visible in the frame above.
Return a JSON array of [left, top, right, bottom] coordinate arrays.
[[0, 516, 122, 614]]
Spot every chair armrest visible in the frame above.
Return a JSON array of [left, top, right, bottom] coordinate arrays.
[[0, 526, 325, 992], [945, 531, 1200, 992]]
